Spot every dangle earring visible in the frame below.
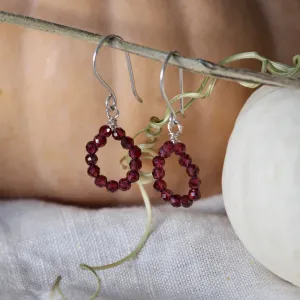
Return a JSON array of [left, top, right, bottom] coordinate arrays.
[[85, 35, 143, 193], [152, 51, 201, 207]]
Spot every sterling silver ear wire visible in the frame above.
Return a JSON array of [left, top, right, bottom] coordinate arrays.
[[151, 50, 201, 208], [160, 50, 185, 117], [160, 50, 184, 143], [93, 35, 143, 128], [85, 35, 143, 193]]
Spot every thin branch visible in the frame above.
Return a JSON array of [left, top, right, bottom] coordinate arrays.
[[0, 10, 300, 89]]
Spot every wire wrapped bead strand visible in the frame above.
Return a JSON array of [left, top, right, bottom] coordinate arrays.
[[85, 125, 142, 192], [152, 140, 201, 207]]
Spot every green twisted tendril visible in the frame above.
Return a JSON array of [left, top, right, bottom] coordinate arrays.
[[50, 52, 300, 299]]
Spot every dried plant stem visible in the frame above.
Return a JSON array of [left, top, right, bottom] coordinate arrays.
[[1, 10, 300, 89]]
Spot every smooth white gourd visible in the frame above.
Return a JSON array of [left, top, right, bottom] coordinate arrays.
[[223, 86, 300, 287]]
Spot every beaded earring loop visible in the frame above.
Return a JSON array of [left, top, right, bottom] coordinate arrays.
[[85, 35, 143, 192], [152, 51, 201, 207]]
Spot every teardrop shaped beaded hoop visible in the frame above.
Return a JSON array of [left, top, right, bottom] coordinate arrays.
[[85, 125, 142, 193], [152, 140, 201, 207]]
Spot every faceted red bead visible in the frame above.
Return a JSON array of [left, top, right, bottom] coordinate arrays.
[[153, 179, 167, 192], [130, 158, 142, 171], [87, 165, 100, 177], [112, 127, 126, 140], [126, 170, 140, 183], [181, 195, 193, 208], [187, 164, 200, 177], [174, 142, 186, 155], [170, 195, 181, 207], [94, 134, 107, 148], [86, 141, 97, 154], [121, 136, 134, 149], [161, 189, 173, 202], [152, 156, 165, 168], [159, 147, 171, 158], [106, 180, 119, 193], [99, 125, 112, 137], [129, 146, 142, 159], [189, 177, 201, 189], [163, 141, 174, 154], [95, 175, 107, 187], [188, 189, 201, 200], [85, 154, 98, 166], [119, 178, 131, 191], [179, 154, 192, 167], [152, 168, 165, 180]]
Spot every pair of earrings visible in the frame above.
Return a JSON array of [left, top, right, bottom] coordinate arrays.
[[85, 35, 201, 208]]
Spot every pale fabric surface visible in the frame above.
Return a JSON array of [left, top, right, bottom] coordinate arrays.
[[0, 195, 299, 300]]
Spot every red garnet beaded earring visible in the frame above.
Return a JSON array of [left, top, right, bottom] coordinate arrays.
[[85, 35, 143, 193], [152, 51, 201, 207]]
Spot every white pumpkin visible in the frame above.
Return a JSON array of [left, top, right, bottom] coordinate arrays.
[[222, 86, 300, 287]]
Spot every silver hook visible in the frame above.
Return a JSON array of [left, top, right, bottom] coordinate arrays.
[[93, 35, 143, 107], [160, 50, 184, 119], [160, 51, 184, 143]]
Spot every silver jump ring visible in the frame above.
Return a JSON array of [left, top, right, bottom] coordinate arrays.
[[168, 116, 183, 143], [168, 118, 183, 135], [105, 94, 116, 110], [105, 95, 120, 120]]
